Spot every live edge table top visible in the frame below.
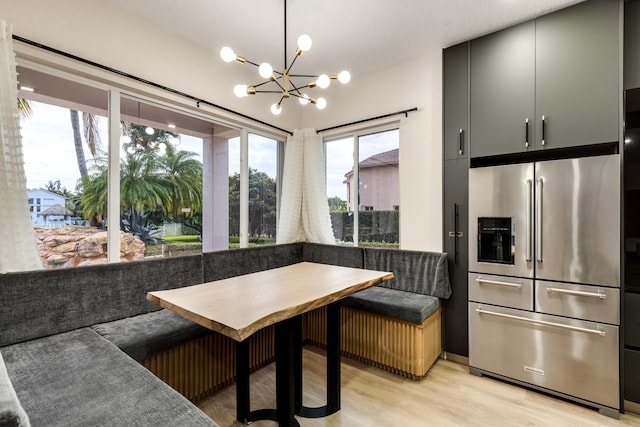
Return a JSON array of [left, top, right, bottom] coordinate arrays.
[[147, 262, 394, 342]]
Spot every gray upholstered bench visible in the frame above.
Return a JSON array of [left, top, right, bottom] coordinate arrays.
[[302, 244, 451, 379], [90, 309, 212, 362], [1, 328, 217, 427], [342, 286, 441, 324]]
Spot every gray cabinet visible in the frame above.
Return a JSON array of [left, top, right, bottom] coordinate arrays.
[[443, 158, 468, 356], [470, 0, 621, 158], [444, 42, 469, 160], [535, 0, 619, 150], [470, 21, 535, 157]]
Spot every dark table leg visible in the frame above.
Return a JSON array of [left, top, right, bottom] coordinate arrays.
[[236, 317, 300, 426], [275, 317, 299, 426], [236, 304, 340, 426], [235, 339, 251, 424], [297, 301, 342, 418]]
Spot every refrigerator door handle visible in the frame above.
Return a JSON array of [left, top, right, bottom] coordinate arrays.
[[475, 277, 522, 288], [526, 179, 533, 262], [536, 177, 543, 263], [475, 307, 606, 336], [546, 287, 607, 299]]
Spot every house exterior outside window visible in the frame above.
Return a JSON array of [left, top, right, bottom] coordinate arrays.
[[344, 148, 399, 212], [27, 189, 67, 226]]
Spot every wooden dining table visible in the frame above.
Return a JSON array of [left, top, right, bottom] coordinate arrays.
[[147, 261, 393, 426]]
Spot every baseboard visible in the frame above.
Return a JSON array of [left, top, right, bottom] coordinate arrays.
[[443, 352, 468, 365], [625, 400, 640, 415]]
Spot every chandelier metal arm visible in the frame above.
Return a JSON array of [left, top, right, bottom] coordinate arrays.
[[221, 0, 349, 114], [285, 52, 301, 76]]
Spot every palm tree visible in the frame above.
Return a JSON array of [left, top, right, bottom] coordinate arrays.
[[158, 144, 203, 221], [120, 150, 169, 214], [17, 98, 32, 119], [70, 110, 101, 178], [80, 155, 108, 226]]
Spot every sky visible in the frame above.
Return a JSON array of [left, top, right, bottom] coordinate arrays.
[[20, 100, 398, 202]]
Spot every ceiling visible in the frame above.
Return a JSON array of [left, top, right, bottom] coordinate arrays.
[[18, 0, 587, 137], [105, 0, 585, 78]]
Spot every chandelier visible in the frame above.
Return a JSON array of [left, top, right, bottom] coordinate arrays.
[[219, 0, 350, 115]]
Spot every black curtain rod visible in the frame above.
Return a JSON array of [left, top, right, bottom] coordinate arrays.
[[12, 34, 294, 135], [317, 107, 419, 133]]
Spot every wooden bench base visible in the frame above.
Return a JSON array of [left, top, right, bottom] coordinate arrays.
[[141, 306, 442, 402], [303, 306, 443, 380], [141, 326, 275, 402]]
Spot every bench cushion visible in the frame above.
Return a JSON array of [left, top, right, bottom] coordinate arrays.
[[1, 328, 217, 427], [91, 309, 211, 361], [343, 287, 441, 324], [0, 351, 30, 427]]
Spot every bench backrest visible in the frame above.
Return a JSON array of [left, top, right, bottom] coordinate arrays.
[[0, 255, 203, 347], [0, 242, 448, 348]]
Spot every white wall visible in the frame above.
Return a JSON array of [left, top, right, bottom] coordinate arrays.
[[3, 0, 444, 252], [301, 53, 444, 251]]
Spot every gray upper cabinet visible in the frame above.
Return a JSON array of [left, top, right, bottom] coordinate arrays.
[[470, 0, 620, 158], [535, 0, 619, 150], [470, 21, 535, 158], [444, 42, 469, 160]]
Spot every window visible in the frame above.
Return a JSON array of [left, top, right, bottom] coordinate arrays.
[[12, 61, 284, 272], [325, 136, 354, 244], [228, 133, 281, 249], [120, 97, 207, 259], [248, 133, 278, 246], [325, 128, 399, 248], [19, 70, 109, 269]]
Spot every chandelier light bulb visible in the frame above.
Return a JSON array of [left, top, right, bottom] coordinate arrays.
[[317, 74, 330, 89], [122, 135, 132, 144], [271, 103, 282, 115], [338, 70, 351, 84], [258, 63, 273, 79], [220, 46, 236, 62], [126, 146, 136, 154], [145, 126, 155, 135], [316, 97, 327, 110], [298, 94, 310, 105], [234, 84, 248, 98], [297, 34, 312, 52]]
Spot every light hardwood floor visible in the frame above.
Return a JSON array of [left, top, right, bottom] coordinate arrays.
[[197, 347, 640, 427]]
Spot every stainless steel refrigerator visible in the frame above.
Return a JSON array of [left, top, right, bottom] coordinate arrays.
[[468, 153, 621, 417]]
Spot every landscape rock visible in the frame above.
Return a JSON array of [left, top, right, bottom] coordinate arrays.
[[34, 226, 145, 269]]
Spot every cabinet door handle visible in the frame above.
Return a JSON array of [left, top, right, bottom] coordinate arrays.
[[475, 307, 606, 336], [546, 287, 607, 299], [458, 129, 464, 155], [536, 177, 543, 263], [541, 115, 546, 146], [525, 118, 529, 148], [475, 277, 522, 288], [454, 203, 459, 264], [526, 179, 533, 262]]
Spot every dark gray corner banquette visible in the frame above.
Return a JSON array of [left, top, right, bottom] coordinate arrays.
[[0, 242, 450, 425]]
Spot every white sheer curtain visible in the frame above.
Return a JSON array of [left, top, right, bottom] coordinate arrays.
[[276, 128, 335, 244], [0, 21, 42, 272]]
